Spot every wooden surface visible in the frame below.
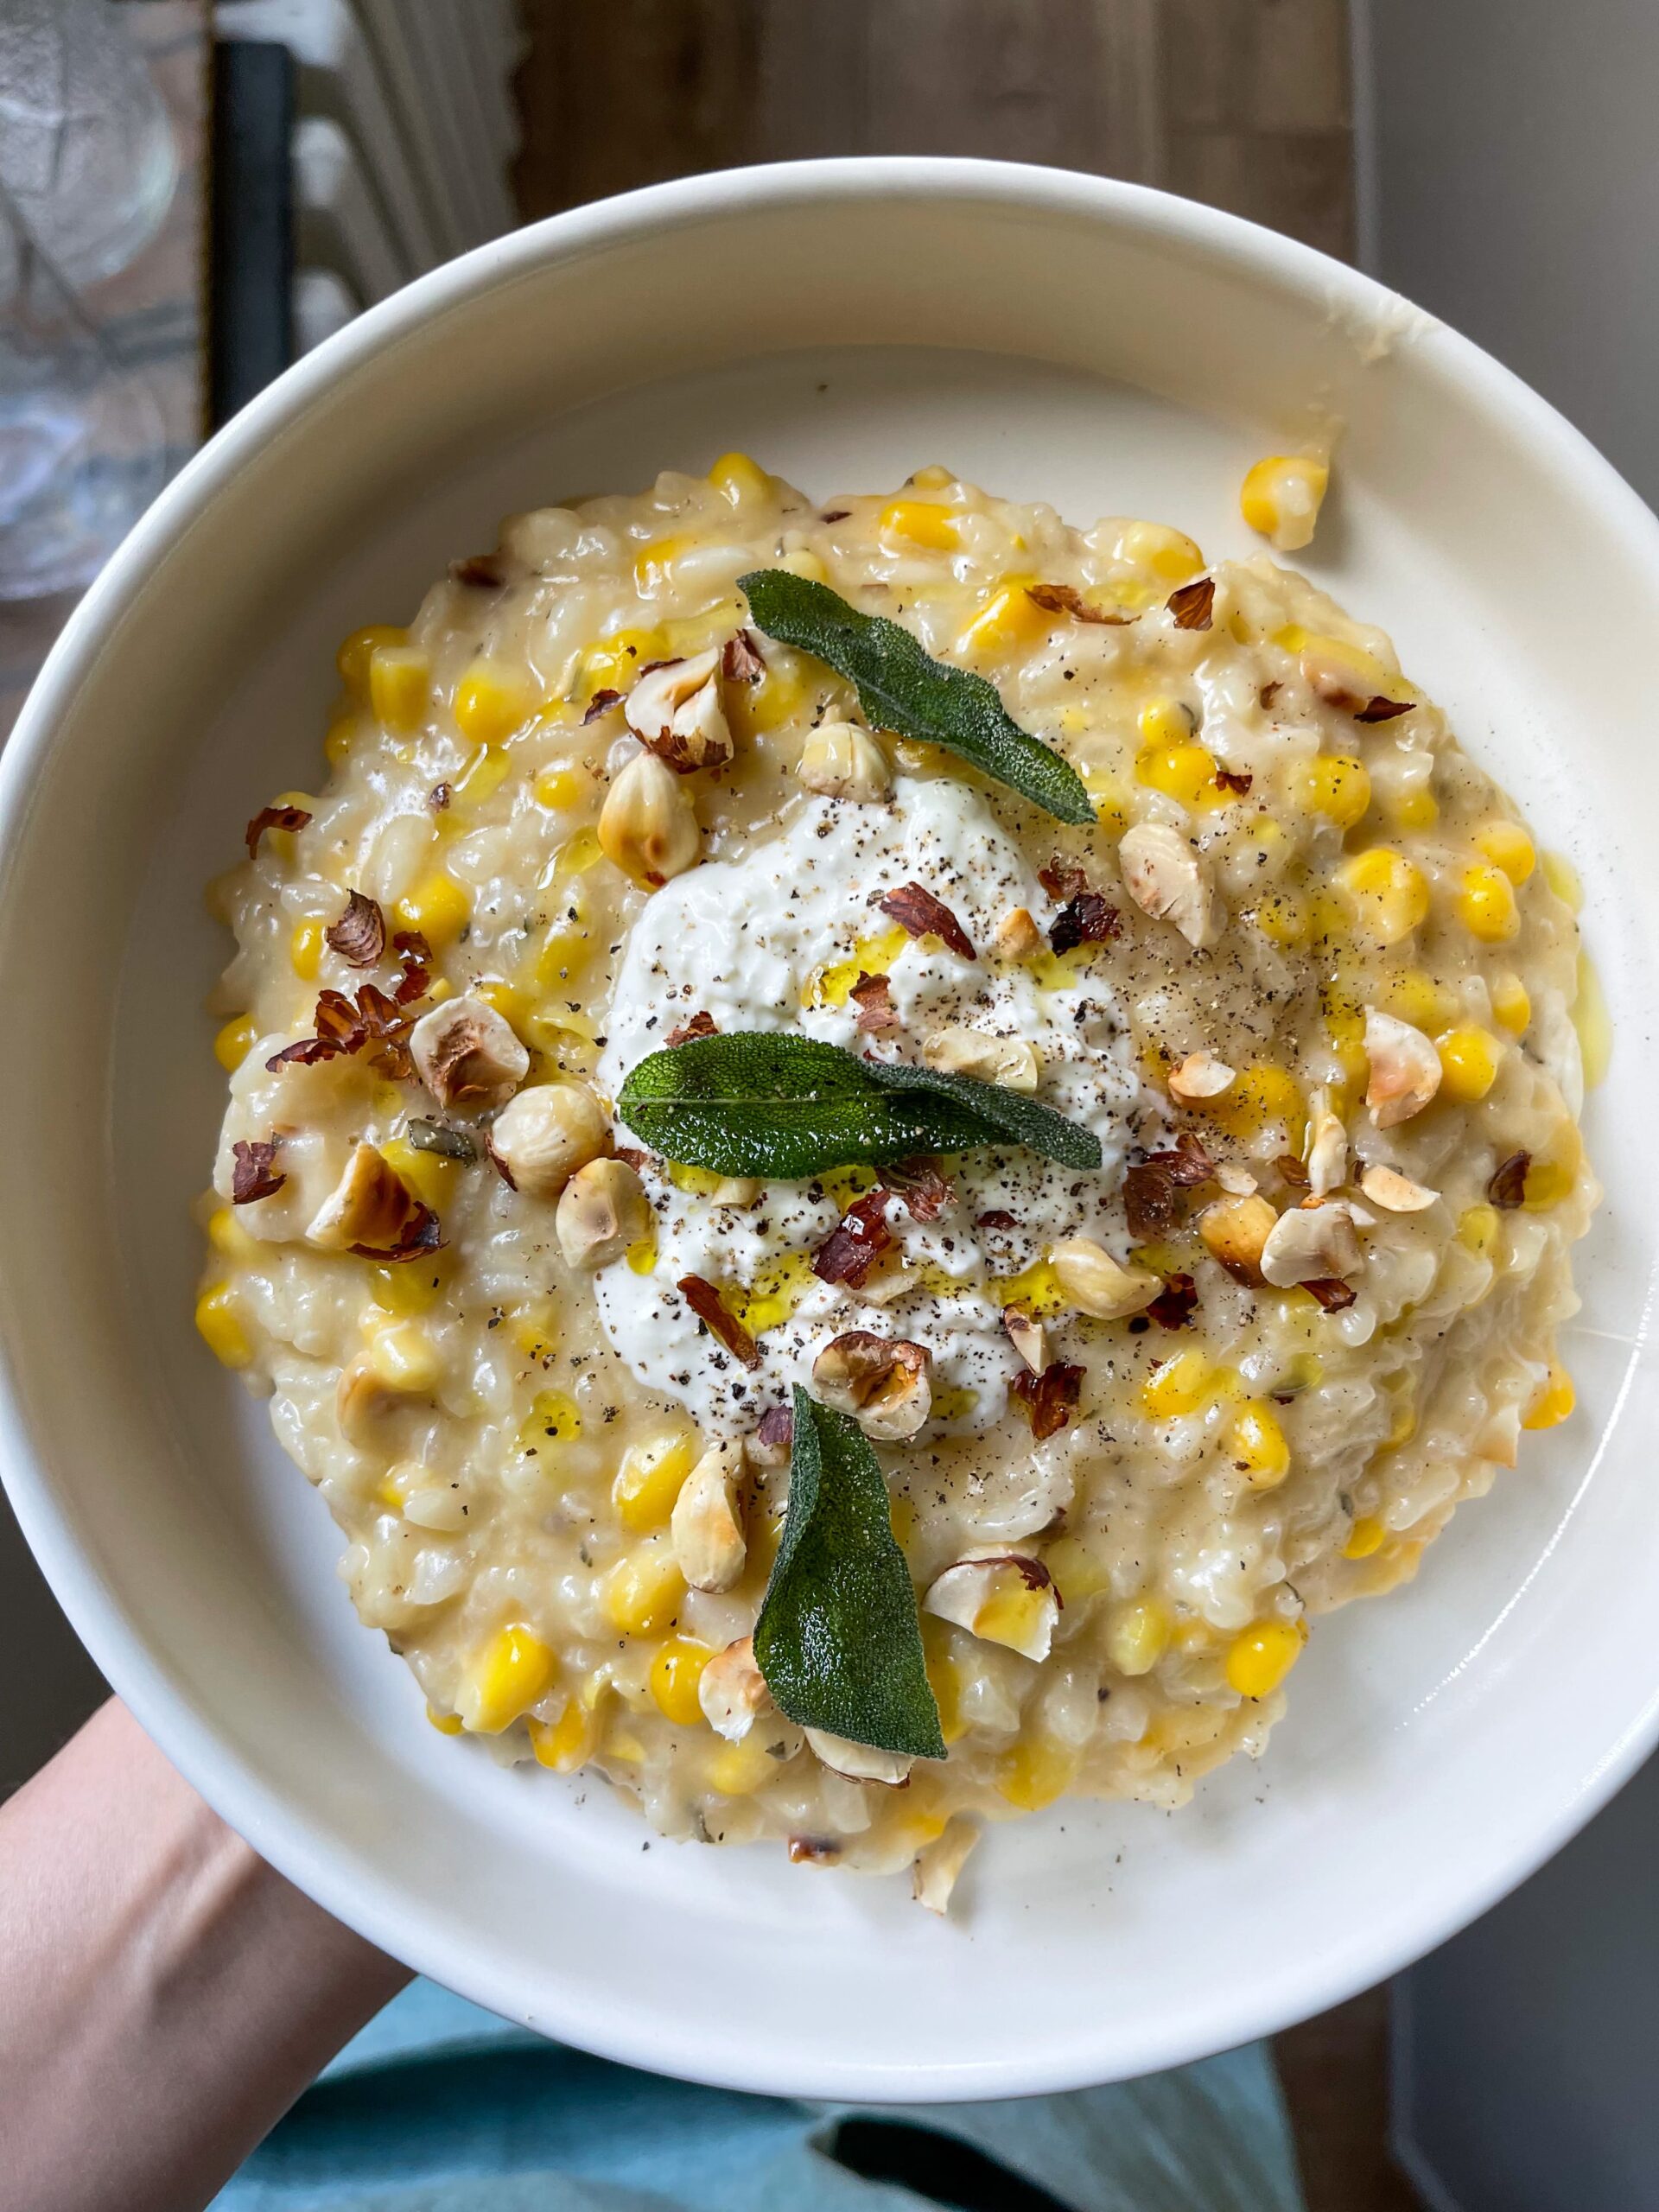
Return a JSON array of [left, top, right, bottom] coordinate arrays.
[[515, 0, 1354, 259]]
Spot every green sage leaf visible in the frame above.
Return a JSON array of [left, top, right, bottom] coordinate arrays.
[[754, 1387, 945, 1760], [739, 568, 1096, 826], [616, 1031, 1101, 1179]]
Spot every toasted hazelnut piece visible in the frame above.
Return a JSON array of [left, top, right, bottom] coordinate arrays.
[[555, 1156, 651, 1271], [1002, 1306, 1046, 1375], [1198, 1192, 1279, 1284], [1358, 1163, 1439, 1212], [624, 649, 734, 771], [410, 995, 530, 1111], [336, 1349, 432, 1447], [1260, 1198, 1363, 1287], [1118, 821, 1224, 950], [1048, 1236, 1160, 1320], [308, 1143, 419, 1252], [698, 1635, 772, 1742], [671, 1440, 746, 1592], [1169, 1050, 1236, 1102], [709, 1177, 762, 1207], [994, 906, 1043, 961], [598, 751, 702, 887], [912, 1816, 980, 1916], [798, 718, 891, 802], [811, 1331, 931, 1440], [487, 1082, 609, 1198], [804, 1728, 914, 1787], [923, 1551, 1059, 1662], [922, 1024, 1040, 1093], [1306, 1086, 1348, 1197], [1216, 1162, 1258, 1196], [1363, 1007, 1442, 1128]]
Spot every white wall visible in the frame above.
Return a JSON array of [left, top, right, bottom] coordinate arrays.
[[1357, 0, 1659, 505]]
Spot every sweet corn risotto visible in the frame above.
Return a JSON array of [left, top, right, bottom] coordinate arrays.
[[200, 455, 1596, 1909]]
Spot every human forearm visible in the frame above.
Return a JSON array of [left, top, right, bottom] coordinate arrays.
[[0, 1699, 409, 2212]]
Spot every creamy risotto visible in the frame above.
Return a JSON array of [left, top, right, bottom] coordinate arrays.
[[198, 454, 1595, 1910]]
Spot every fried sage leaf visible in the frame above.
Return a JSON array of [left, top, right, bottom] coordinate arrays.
[[739, 569, 1095, 825], [753, 1387, 944, 1759], [617, 1030, 1101, 1179]]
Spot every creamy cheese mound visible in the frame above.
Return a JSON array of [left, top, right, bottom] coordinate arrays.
[[594, 775, 1155, 1436]]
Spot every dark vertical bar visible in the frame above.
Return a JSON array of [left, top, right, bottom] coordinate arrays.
[[209, 39, 295, 426]]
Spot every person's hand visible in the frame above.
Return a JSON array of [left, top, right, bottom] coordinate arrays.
[[0, 1698, 410, 2212]]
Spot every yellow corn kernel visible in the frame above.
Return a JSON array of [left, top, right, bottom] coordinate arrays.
[[1523, 1154, 1579, 1211], [1458, 1204, 1500, 1256], [649, 1637, 712, 1726], [709, 450, 772, 506], [454, 658, 535, 747], [957, 577, 1046, 655], [466, 976, 523, 1032], [1225, 1617, 1306, 1699], [369, 644, 430, 734], [394, 871, 470, 947], [577, 627, 668, 700], [958, 1563, 1056, 1656], [337, 623, 406, 696], [1376, 969, 1450, 1034], [612, 1429, 699, 1533], [1541, 849, 1582, 911], [1455, 862, 1520, 944], [1137, 696, 1196, 750], [1105, 1597, 1170, 1677], [290, 918, 324, 982], [1522, 1361, 1575, 1430], [365, 1319, 444, 1395], [1208, 1063, 1306, 1143], [1338, 848, 1430, 946], [324, 712, 361, 766], [534, 766, 586, 811], [1249, 887, 1309, 947], [459, 1624, 556, 1734], [378, 1134, 459, 1215], [880, 499, 961, 551], [1230, 1402, 1291, 1488], [1387, 1391, 1418, 1446], [734, 655, 813, 735], [1344, 1516, 1387, 1560], [1137, 741, 1218, 810], [449, 745, 512, 813], [369, 1257, 448, 1317], [426, 1704, 464, 1736], [213, 1014, 257, 1071], [1297, 753, 1371, 829], [529, 1696, 599, 1773], [989, 1258, 1070, 1319], [194, 1283, 252, 1369], [601, 1557, 685, 1645], [1436, 1026, 1503, 1104], [1490, 972, 1531, 1034], [207, 1206, 260, 1262], [910, 464, 954, 491], [1474, 819, 1536, 884], [1387, 786, 1440, 833], [1115, 519, 1205, 586], [631, 534, 696, 594], [1240, 453, 1329, 552], [709, 1730, 782, 1796], [1140, 1348, 1215, 1421], [1036, 1534, 1107, 1605], [517, 1389, 583, 1460], [997, 1735, 1079, 1813]]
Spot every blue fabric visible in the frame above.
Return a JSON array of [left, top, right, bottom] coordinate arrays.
[[213, 1980, 1306, 2212]]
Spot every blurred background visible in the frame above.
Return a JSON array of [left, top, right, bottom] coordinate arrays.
[[2, 5, 1652, 2208]]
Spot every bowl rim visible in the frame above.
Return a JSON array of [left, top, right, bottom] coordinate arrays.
[[5, 154, 1659, 2099]]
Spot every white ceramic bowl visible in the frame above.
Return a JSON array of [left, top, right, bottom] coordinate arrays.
[[3, 159, 1656, 2101]]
